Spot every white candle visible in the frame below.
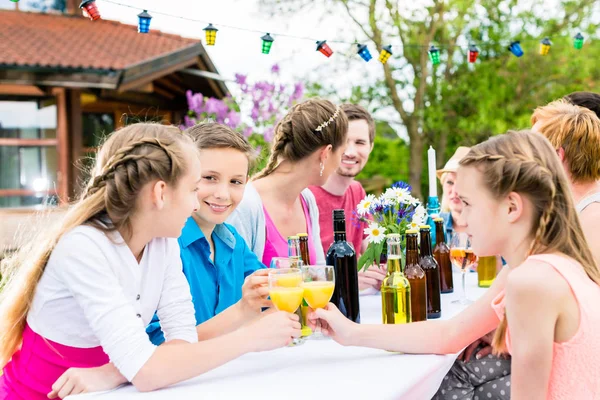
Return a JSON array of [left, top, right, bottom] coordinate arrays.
[[428, 146, 437, 198]]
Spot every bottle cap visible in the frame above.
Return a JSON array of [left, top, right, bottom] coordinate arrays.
[[386, 233, 401, 238], [332, 209, 345, 220], [433, 217, 444, 222], [405, 229, 418, 234], [419, 225, 431, 230], [287, 235, 299, 240], [297, 233, 308, 238]]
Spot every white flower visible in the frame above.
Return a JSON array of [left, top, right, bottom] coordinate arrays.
[[357, 194, 376, 216], [383, 187, 410, 205], [414, 205, 427, 221], [364, 223, 387, 244], [407, 195, 421, 207]]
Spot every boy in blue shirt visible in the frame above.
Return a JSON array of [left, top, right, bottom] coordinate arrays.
[[147, 123, 272, 344]]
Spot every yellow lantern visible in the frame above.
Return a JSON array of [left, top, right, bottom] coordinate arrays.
[[379, 45, 392, 64], [539, 37, 552, 56], [203, 23, 218, 46]]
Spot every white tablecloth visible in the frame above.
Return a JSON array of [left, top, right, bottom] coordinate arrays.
[[71, 272, 488, 400]]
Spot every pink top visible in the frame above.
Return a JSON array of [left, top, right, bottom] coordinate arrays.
[[0, 324, 109, 400], [309, 181, 368, 254], [491, 254, 600, 399], [262, 196, 317, 267]]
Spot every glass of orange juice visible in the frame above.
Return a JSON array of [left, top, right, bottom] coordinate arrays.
[[301, 265, 335, 339], [268, 268, 305, 346]]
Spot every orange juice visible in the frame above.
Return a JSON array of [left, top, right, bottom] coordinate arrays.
[[302, 281, 335, 309], [277, 274, 303, 288], [269, 287, 304, 313]]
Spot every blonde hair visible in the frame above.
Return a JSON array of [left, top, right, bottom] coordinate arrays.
[[0, 123, 192, 367], [459, 130, 600, 354], [440, 172, 452, 213], [184, 122, 256, 172], [531, 99, 600, 183], [253, 98, 348, 180]]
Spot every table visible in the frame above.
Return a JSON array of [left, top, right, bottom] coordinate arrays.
[[72, 272, 488, 400]]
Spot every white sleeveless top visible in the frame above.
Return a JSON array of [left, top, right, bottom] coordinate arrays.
[[577, 192, 600, 214]]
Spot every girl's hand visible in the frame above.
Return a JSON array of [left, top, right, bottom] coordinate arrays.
[[307, 303, 359, 346], [240, 269, 272, 312], [48, 363, 126, 399], [243, 311, 301, 352]]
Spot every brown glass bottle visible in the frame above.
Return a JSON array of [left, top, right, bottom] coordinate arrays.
[[419, 225, 441, 319], [433, 218, 454, 293], [404, 230, 427, 322]]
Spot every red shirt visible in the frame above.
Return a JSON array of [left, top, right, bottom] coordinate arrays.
[[309, 181, 368, 255]]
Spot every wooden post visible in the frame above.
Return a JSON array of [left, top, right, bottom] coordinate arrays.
[[67, 89, 83, 197], [53, 88, 70, 204]]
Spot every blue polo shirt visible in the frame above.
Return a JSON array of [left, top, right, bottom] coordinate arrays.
[[146, 217, 264, 345]]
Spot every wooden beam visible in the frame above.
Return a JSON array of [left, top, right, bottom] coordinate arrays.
[[0, 70, 120, 89], [52, 87, 70, 205], [0, 189, 57, 197], [0, 138, 58, 147], [155, 77, 186, 95], [0, 84, 46, 96], [130, 82, 154, 93], [195, 58, 224, 99], [118, 57, 198, 93], [152, 85, 176, 99]]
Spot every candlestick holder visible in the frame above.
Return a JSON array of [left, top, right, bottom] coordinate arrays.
[[426, 196, 440, 244]]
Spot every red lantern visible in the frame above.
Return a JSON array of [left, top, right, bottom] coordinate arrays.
[[79, 0, 100, 21], [316, 40, 334, 58], [468, 44, 479, 63]]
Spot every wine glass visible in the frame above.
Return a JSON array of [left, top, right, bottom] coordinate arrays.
[[449, 232, 477, 305], [301, 265, 335, 339], [270, 257, 303, 269], [268, 268, 304, 346]]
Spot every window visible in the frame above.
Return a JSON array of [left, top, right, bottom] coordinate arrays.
[[0, 99, 59, 208]]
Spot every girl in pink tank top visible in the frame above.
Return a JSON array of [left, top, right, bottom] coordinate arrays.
[[307, 131, 600, 399]]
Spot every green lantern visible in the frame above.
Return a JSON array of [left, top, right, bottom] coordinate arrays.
[[574, 33, 584, 50], [428, 45, 440, 65], [261, 33, 274, 54]]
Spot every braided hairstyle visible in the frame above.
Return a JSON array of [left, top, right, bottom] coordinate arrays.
[[0, 123, 192, 367], [459, 130, 600, 354], [253, 98, 348, 180]]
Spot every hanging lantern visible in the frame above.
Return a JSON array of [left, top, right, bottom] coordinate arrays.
[[508, 41, 524, 57], [379, 45, 392, 64], [357, 44, 372, 62], [468, 44, 479, 63], [539, 37, 552, 56], [574, 33, 584, 50], [10, 0, 18, 2], [260, 33, 274, 54], [137, 10, 152, 34], [203, 23, 218, 46], [316, 40, 334, 58], [79, 0, 100, 21], [428, 45, 440, 65]]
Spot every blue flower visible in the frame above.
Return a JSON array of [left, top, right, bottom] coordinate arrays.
[[392, 181, 412, 192]]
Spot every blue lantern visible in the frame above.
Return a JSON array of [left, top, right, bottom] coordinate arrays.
[[137, 10, 152, 34], [508, 41, 523, 57], [357, 44, 372, 62]]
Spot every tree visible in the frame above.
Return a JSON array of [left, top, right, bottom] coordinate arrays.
[[28, 0, 66, 12], [261, 0, 599, 197]]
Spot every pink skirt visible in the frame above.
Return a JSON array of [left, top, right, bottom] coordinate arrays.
[[0, 324, 109, 400]]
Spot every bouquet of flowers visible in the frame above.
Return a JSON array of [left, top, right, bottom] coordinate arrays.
[[356, 181, 426, 271]]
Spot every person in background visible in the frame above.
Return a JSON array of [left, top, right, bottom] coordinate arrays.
[[437, 146, 471, 240], [147, 123, 274, 346], [309, 104, 384, 292], [564, 91, 600, 119], [309, 130, 600, 400], [227, 98, 348, 268], [532, 98, 600, 265], [0, 123, 300, 399]]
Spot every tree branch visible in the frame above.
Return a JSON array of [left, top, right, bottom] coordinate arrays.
[[339, 0, 376, 42]]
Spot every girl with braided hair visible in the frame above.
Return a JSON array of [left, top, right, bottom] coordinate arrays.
[[227, 98, 348, 268], [307, 130, 600, 399], [0, 123, 300, 399]]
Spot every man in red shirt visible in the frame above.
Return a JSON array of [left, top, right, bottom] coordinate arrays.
[[310, 104, 385, 291]]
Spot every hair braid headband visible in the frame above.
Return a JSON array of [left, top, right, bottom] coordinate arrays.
[[314, 106, 341, 133]]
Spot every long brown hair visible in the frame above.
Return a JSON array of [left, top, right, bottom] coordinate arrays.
[[459, 130, 600, 354], [0, 123, 192, 367], [531, 99, 600, 183], [253, 98, 348, 180]]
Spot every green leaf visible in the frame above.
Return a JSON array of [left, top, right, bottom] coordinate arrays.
[[358, 246, 374, 272]]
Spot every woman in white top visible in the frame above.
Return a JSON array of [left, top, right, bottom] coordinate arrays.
[[0, 123, 300, 399]]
